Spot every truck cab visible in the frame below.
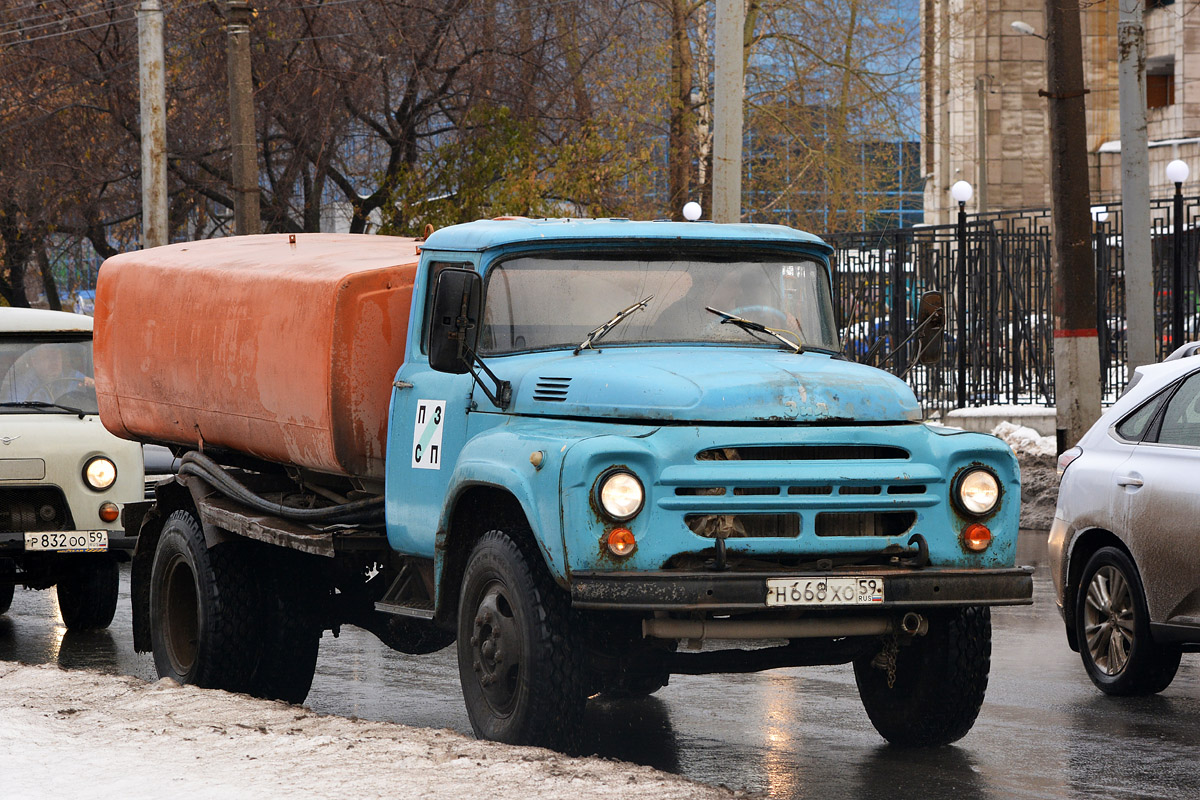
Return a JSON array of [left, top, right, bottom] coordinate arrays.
[[96, 221, 1030, 753], [0, 308, 143, 629], [396, 219, 1029, 746]]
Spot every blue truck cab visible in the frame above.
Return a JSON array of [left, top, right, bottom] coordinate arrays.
[[385, 218, 1031, 748]]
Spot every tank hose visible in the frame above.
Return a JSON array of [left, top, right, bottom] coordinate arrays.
[[178, 451, 384, 525]]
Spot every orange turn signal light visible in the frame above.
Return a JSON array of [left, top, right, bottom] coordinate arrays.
[[962, 523, 992, 552], [606, 527, 636, 557], [98, 502, 120, 523]]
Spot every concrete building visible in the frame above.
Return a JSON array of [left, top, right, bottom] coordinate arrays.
[[923, 0, 1200, 226]]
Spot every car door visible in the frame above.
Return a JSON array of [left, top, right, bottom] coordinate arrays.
[[1118, 369, 1200, 625]]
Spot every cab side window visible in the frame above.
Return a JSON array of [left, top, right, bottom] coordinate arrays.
[[421, 261, 472, 354], [1152, 372, 1200, 448]]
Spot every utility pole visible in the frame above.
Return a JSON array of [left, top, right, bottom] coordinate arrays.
[[1119, 0, 1155, 373], [712, 0, 743, 224], [138, 0, 167, 248], [226, 1, 260, 235], [1044, 0, 1102, 452]]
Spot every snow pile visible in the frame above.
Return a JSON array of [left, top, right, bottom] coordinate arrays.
[[990, 421, 1056, 458], [0, 662, 736, 800]]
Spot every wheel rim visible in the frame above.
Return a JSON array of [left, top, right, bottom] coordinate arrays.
[[468, 581, 522, 715], [1083, 565, 1136, 676], [162, 553, 200, 676]]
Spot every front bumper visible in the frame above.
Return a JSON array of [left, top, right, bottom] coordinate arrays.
[[570, 566, 1034, 611], [0, 530, 136, 555]]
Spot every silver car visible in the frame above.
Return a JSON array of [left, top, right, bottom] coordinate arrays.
[[1049, 351, 1200, 695]]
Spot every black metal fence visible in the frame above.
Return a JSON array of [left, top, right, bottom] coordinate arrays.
[[825, 197, 1200, 414]]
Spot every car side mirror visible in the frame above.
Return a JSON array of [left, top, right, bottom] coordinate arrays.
[[428, 268, 482, 375], [915, 291, 945, 365]]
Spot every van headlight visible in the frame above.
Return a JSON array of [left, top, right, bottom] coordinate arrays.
[[84, 456, 117, 491], [954, 468, 1000, 516], [597, 470, 644, 521]]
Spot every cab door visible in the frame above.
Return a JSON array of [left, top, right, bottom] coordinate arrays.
[[385, 254, 478, 557]]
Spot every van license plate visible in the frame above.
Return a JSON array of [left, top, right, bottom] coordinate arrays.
[[765, 577, 884, 606], [24, 531, 108, 552]]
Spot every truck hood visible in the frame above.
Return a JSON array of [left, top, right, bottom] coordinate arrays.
[[500, 347, 921, 423]]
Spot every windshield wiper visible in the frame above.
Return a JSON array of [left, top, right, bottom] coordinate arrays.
[[0, 400, 87, 419], [705, 307, 803, 354], [575, 295, 654, 354]]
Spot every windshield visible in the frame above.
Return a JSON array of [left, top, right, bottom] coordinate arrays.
[[480, 253, 839, 354], [0, 336, 98, 414]]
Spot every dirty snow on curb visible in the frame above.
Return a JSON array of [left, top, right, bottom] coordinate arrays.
[[0, 662, 737, 800], [989, 422, 1056, 458]]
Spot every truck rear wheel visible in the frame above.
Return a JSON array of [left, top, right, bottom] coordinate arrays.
[[853, 606, 991, 747], [56, 556, 119, 631], [149, 510, 260, 692], [248, 551, 323, 704], [457, 527, 585, 751]]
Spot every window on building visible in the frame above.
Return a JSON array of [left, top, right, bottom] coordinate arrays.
[[1148, 71, 1175, 109], [1147, 0, 1175, 9]]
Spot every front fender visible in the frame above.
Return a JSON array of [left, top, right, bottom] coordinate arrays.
[[435, 428, 571, 591], [432, 419, 661, 604]]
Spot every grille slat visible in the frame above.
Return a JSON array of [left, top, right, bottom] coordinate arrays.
[[696, 445, 909, 461]]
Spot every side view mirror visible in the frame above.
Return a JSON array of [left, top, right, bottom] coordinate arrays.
[[428, 268, 482, 374], [915, 291, 945, 365]]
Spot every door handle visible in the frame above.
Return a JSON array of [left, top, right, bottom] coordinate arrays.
[[1115, 475, 1143, 487]]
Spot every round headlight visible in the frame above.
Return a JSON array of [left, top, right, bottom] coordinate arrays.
[[956, 468, 1000, 516], [84, 456, 117, 491], [598, 471, 644, 521]]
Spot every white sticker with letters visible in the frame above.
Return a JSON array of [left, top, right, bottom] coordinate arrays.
[[412, 399, 446, 469]]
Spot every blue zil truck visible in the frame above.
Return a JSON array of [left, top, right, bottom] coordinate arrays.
[[95, 219, 1031, 751]]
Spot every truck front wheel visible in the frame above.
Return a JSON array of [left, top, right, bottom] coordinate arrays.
[[457, 527, 585, 751], [149, 510, 260, 692], [853, 606, 991, 747], [56, 556, 119, 631]]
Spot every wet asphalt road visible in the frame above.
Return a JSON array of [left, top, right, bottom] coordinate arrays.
[[4, 530, 1200, 799]]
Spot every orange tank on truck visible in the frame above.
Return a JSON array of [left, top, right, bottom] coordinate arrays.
[[94, 233, 419, 480]]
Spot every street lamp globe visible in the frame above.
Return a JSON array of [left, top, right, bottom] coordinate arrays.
[[1090, 205, 1109, 223], [950, 180, 973, 205], [1166, 159, 1190, 185], [682, 201, 702, 221]]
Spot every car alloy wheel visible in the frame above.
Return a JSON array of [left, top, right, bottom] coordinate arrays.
[[1082, 564, 1135, 676]]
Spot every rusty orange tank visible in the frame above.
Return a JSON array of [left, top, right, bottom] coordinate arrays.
[[94, 233, 420, 480]]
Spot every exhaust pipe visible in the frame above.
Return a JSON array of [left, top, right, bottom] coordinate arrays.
[[642, 613, 928, 641]]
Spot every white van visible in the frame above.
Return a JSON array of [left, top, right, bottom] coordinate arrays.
[[0, 308, 143, 628]]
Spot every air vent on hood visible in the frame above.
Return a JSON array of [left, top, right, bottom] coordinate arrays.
[[533, 376, 572, 402]]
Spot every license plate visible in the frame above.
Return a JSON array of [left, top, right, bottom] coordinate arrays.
[[765, 576, 885, 606], [23, 531, 108, 552]]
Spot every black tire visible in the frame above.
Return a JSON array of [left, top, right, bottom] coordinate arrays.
[[854, 606, 991, 747], [457, 527, 586, 750], [148, 510, 261, 692], [247, 551, 323, 704], [57, 556, 119, 631], [1074, 547, 1181, 696]]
